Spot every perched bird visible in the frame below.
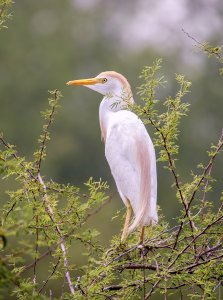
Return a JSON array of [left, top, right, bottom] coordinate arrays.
[[67, 71, 158, 242]]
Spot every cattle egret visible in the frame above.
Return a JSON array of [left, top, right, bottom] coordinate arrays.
[[66, 71, 158, 243]]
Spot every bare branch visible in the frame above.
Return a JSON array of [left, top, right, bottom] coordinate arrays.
[[182, 28, 222, 60]]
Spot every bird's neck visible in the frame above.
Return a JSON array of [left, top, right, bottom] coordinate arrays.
[[99, 97, 113, 142], [99, 93, 134, 142]]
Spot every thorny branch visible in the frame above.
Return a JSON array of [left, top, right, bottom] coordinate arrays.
[[101, 236, 223, 298], [145, 115, 198, 253], [0, 136, 36, 181], [36, 91, 57, 174], [182, 28, 222, 60], [173, 129, 223, 249], [20, 196, 111, 274], [187, 129, 223, 209], [38, 257, 61, 294], [38, 173, 75, 295], [88, 210, 222, 297]]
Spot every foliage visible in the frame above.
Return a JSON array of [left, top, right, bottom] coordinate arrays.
[[0, 0, 13, 30], [182, 29, 223, 75], [0, 58, 223, 299], [0, 91, 110, 299]]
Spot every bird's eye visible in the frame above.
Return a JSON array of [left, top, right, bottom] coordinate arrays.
[[102, 78, 108, 83]]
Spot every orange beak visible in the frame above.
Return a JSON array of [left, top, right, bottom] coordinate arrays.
[[66, 77, 102, 86]]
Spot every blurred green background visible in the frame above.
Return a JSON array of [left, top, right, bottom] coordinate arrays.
[[1, 0, 223, 298]]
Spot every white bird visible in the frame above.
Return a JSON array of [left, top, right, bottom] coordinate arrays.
[[67, 71, 158, 243]]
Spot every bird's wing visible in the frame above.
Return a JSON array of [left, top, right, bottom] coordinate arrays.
[[105, 111, 157, 231]]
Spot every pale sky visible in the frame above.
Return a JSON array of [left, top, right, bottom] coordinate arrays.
[[71, 0, 222, 57]]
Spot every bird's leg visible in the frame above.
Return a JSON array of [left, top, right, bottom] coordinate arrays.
[[121, 200, 132, 242], [139, 226, 145, 244]]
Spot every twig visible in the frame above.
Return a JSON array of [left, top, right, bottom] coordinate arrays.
[[188, 129, 223, 209], [21, 195, 111, 274], [168, 214, 223, 270], [36, 91, 57, 173], [147, 116, 197, 252], [213, 280, 222, 292], [182, 28, 222, 60], [75, 276, 85, 296], [105, 244, 138, 266], [182, 29, 203, 46], [38, 173, 75, 295], [142, 250, 146, 300], [195, 243, 222, 262], [0, 136, 36, 181], [145, 279, 161, 299], [103, 281, 186, 292], [105, 224, 181, 268], [4, 201, 16, 222], [171, 253, 223, 274], [173, 129, 223, 250], [103, 283, 137, 291], [117, 263, 157, 271], [21, 243, 56, 274], [33, 215, 39, 287], [200, 164, 213, 212], [38, 257, 61, 294]]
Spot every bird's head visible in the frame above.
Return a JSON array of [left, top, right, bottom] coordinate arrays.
[[66, 71, 134, 106]]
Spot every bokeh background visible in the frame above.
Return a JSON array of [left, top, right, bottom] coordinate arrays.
[[1, 0, 223, 298]]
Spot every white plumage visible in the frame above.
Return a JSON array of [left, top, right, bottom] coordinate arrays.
[[67, 71, 158, 242], [104, 110, 157, 230]]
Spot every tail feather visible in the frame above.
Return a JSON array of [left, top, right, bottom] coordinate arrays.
[[128, 138, 157, 234]]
